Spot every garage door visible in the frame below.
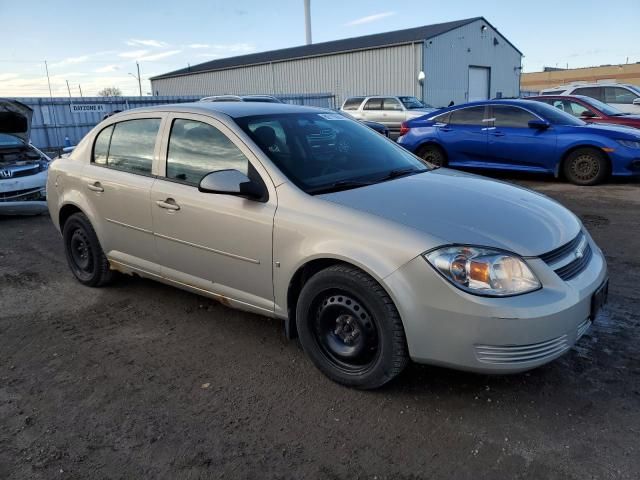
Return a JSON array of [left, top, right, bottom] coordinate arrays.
[[468, 67, 490, 102]]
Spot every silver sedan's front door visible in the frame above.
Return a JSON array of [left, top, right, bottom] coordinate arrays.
[[151, 113, 276, 313]]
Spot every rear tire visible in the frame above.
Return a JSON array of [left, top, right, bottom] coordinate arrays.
[[62, 212, 114, 287], [563, 148, 608, 186], [417, 144, 447, 167], [295, 264, 409, 389]]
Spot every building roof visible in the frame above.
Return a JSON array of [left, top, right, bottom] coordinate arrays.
[[152, 17, 514, 81]]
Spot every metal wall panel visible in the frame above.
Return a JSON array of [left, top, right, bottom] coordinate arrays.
[[423, 19, 522, 107], [151, 43, 424, 106], [11, 96, 201, 150]]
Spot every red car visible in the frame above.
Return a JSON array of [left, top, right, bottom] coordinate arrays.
[[529, 95, 640, 130]]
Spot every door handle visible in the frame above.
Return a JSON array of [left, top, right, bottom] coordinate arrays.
[[491, 132, 505, 137], [156, 198, 180, 211], [87, 182, 104, 192], [439, 127, 452, 132]]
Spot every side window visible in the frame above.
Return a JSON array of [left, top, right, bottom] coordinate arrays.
[[92, 119, 160, 175], [166, 119, 249, 186], [449, 106, 486, 125], [565, 101, 592, 117], [342, 97, 365, 110], [573, 87, 603, 101], [382, 98, 403, 111], [92, 125, 113, 165], [364, 98, 383, 110], [604, 87, 638, 105], [493, 106, 537, 128]]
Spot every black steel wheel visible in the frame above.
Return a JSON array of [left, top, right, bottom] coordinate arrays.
[[62, 212, 114, 287], [563, 148, 608, 186], [418, 144, 447, 167], [296, 264, 408, 389], [313, 291, 380, 374]]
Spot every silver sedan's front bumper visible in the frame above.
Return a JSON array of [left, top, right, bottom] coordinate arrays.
[[384, 237, 608, 373]]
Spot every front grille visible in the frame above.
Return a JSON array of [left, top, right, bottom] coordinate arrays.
[[554, 244, 593, 280], [475, 335, 569, 365], [0, 187, 45, 201], [539, 232, 584, 264], [539, 231, 592, 281], [9, 166, 41, 178]]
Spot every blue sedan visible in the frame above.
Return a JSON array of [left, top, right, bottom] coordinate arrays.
[[397, 99, 640, 185]]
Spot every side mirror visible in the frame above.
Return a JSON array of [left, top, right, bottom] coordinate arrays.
[[633, 98, 640, 106], [580, 110, 596, 118], [528, 119, 550, 130], [198, 169, 266, 201]]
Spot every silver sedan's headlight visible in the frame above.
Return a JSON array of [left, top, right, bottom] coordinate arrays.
[[424, 246, 541, 297]]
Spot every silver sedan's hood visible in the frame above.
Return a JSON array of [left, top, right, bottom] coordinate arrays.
[[320, 169, 581, 257], [0, 99, 33, 143]]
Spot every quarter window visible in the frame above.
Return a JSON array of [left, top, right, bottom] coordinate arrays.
[[166, 119, 249, 185], [93, 125, 113, 166], [91, 118, 160, 175], [449, 106, 486, 125], [431, 112, 451, 123], [492, 106, 537, 128]]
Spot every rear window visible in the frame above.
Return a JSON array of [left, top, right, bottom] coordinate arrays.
[[0, 133, 25, 148], [541, 90, 566, 95], [342, 97, 365, 110], [572, 87, 604, 101]]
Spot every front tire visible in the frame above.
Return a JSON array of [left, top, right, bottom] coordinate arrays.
[[62, 212, 114, 287], [563, 148, 608, 186], [296, 264, 408, 389]]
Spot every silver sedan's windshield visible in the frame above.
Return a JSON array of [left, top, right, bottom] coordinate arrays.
[[235, 112, 429, 194]]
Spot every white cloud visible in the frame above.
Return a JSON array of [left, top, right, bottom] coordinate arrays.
[[0, 73, 19, 81], [95, 64, 120, 73], [118, 49, 149, 58], [126, 39, 167, 48], [137, 50, 182, 61], [344, 11, 396, 26], [188, 44, 210, 49], [50, 55, 90, 67]]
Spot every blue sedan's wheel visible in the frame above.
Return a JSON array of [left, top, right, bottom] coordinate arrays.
[[417, 144, 446, 167], [563, 148, 608, 186]]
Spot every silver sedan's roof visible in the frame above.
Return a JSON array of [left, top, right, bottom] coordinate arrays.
[[121, 101, 327, 118]]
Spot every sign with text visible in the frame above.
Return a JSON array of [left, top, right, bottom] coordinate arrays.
[[70, 104, 106, 114]]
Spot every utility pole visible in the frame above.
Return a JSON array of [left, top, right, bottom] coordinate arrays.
[[129, 62, 143, 97], [78, 84, 83, 97], [66, 80, 73, 98], [44, 60, 61, 150], [304, 0, 312, 45]]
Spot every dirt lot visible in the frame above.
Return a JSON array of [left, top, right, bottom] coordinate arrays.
[[1, 175, 639, 480]]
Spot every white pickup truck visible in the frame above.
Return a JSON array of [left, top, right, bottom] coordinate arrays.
[[340, 95, 435, 138]]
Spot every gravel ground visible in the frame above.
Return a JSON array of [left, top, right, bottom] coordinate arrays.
[[1, 176, 639, 479]]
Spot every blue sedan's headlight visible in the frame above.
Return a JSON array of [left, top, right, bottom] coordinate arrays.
[[617, 139, 640, 149]]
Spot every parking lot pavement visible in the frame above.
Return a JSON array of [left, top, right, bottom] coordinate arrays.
[[1, 177, 639, 480]]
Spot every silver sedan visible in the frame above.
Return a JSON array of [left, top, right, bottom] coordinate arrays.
[[46, 102, 608, 388]]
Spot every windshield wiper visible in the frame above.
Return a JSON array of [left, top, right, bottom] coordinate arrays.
[[375, 167, 428, 182], [309, 179, 374, 195]]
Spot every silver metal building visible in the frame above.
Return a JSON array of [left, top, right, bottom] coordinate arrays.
[[150, 17, 522, 108]]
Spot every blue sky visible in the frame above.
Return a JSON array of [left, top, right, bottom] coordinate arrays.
[[1, 0, 638, 97]]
